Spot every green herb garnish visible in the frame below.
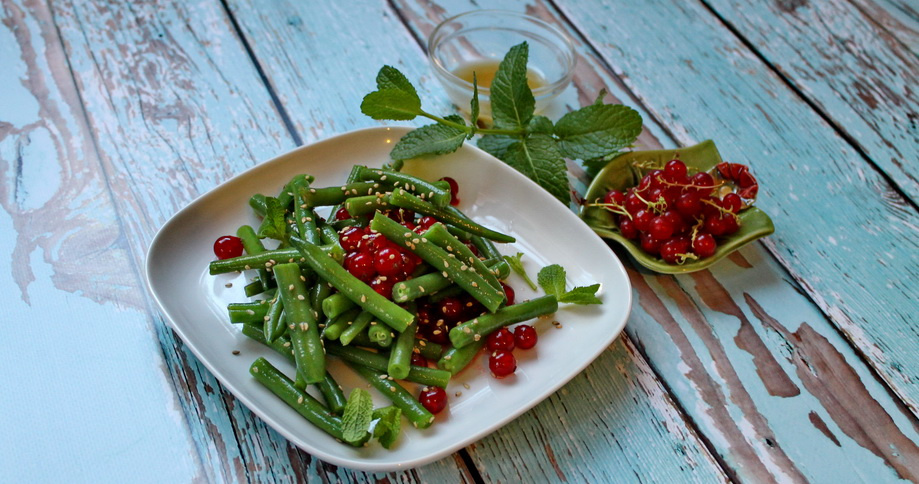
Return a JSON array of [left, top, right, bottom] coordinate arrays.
[[361, 42, 642, 204]]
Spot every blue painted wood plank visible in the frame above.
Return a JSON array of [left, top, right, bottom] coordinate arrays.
[[38, 0, 473, 481], [703, 0, 919, 204], [555, 0, 919, 417], [392, 1, 919, 482], [0, 1, 202, 481], [224, 0, 731, 481]]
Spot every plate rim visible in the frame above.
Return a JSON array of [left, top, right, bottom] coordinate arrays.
[[144, 126, 632, 471]]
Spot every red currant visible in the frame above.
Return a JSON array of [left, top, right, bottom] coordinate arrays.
[[213, 235, 244, 260], [440, 176, 460, 206], [514, 325, 538, 349], [419, 386, 448, 414], [486, 328, 516, 352], [489, 350, 517, 378], [692, 233, 717, 258]]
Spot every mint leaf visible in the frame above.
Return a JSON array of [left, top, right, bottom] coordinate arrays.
[[503, 252, 537, 290], [257, 196, 288, 241], [538, 264, 566, 298], [559, 284, 602, 305], [468, 73, 480, 139], [490, 42, 534, 130], [342, 388, 373, 445], [376, 66, 417, 96], [503, 134, 570, 204], [554, 104, 642, 159], [526, 115, 554, 135], [371, 406, 402, 449], [361, 89, 421, 121], [477, 134, 517, 160], [390, 116, 467, 160]]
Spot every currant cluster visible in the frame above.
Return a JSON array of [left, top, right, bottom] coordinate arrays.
[[599, 159, 755, 264]]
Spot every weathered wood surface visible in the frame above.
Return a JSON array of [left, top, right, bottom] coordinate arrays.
[[394, 0, 919, 482], [704, 0, 919, 204], [3, 0, 919, 481], [14, 0, 472, 481], [555, 0, 919, 416]]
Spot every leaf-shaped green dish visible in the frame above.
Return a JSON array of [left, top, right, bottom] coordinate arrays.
[[579, 140, 775, 273]]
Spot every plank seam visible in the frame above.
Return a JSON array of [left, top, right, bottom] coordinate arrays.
[[695, 0, 919, 212], [218, 0, 304, 147]]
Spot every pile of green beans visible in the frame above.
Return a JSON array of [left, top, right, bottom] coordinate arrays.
[[211, 166, 557, 448]]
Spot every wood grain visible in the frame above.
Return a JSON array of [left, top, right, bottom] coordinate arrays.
[[555, 0, 919, 418], [392, 0, 919, 481], [41, 0, 473, 480], [702, 0, 919, 204]]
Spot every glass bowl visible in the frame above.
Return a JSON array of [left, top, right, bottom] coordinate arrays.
[[428, 10, 576, 121]]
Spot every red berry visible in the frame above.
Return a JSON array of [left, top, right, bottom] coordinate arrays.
[[345, 252, 376, 282], [334, 207, 351, 221], [501, 283, 515, 306], [489, 350, 517, 378], [373, 246, 404, 277], [419, 386, 448, 414], [603, 189, 625, 206], [338, 226, 364, 252], [692, 233, 717, 258], [514, 325, 538, 349], [213, 235, 244, 260], [649, 216, 675, 240], [664, 159, 687, 181], [410, 353, 428, 368], [439, 297, 465, 321], [370, 275, 396, 298], [660, 236, 691, 264], [440, 176, 460, 206], [619, 218, 639, 239], [486, 328, 516, 352]]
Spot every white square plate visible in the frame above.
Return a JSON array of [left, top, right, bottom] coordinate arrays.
[[145, 127, 631, 471]]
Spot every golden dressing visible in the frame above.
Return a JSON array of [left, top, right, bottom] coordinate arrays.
[[452, 60, 548, 90]]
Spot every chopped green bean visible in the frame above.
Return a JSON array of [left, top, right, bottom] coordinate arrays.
[[450, 295, 558, 348]]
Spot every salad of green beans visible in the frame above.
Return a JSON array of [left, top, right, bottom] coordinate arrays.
[[210, 166, 564, 449]]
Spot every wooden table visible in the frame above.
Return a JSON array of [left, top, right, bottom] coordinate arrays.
[[2, 0, 917, 482]]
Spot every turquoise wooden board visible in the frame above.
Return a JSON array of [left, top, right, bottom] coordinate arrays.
[[38, 0, 471, 481], [555, 0, 919, 418], [393, 0, 919, 481], [704, 0, 919, 204]]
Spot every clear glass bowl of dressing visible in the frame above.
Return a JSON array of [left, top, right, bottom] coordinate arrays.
[[428, 10, 577, 122]]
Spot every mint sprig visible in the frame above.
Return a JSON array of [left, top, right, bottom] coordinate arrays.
[[360, 42, 642, 204], [538, 264, 602, 305]]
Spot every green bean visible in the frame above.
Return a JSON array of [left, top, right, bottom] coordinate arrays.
[[370, 214, 505, 313], [470, 234, 502, 260], [289, 236, 414, 332], [274, 263, 325, 384], [237, 225, 273, 292], [388, 321, 417, 379], [438, 339, 486, 375], [249, 358, 350, 442], [343, 194, 392, 217], [300, 182, 383, 207], [327, 344, 451, 388], [209, 244, 346, 275], [389, 188, 515, 243], [346, 362, 435, 429], [263, 294, 286, 343], [316, 371, 347, 415], [241, 323, 295, 362], [322, 293, 356, 320], [339, 311, 374, 346], [228, 301, 269, 323], [352, 166, 451, 208], [414, 339, 443, 361], [423, 223, 503, 296], [450, 295, 558, 348], [322, 308, 361, 341]]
